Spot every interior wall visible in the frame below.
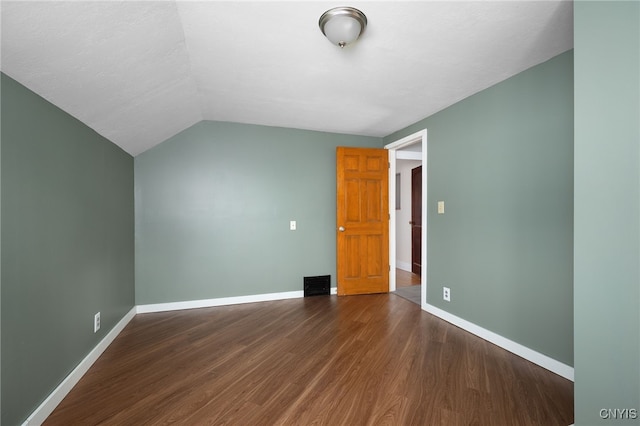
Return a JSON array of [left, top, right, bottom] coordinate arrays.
[[135, 121, 381, 305], [396, 160, 422, 271], [0, 73, 135, 426], [574, 2, 639, 424], [383, 51, 574, 366]]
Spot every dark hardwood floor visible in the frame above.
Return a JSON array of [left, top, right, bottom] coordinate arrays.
[[44, 295, 573, 425]]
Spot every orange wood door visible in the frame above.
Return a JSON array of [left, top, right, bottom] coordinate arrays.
[[336, 147, 389, 295]]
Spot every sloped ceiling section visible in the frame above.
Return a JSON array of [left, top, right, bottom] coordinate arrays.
[[1, 1, 573, 156]]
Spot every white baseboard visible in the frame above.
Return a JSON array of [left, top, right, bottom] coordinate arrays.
[[24, 289, 337, 424], [137, 288, 336, 314], [396, 261, 412, 272], [423, 303, 574, 381], [24, 291, 571, 426], [137, 291, 303, 313], [22, 307, 137, 426]]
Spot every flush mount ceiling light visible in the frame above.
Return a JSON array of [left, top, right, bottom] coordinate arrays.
[[319, 6, 367, 48]]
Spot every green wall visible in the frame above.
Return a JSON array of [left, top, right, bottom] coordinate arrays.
[[4, 5, 638, 422], [385, 51, 574, 366], [574, 2, 640, 424], [1, 74, 135, 426], [135, 121, 381, 304]]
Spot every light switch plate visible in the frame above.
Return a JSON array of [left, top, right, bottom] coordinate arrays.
[[438, 201, 445, 214], [290, 220, 296, 231]]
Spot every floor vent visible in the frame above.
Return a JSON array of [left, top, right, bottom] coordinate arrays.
[[304, 275, 330, 297]]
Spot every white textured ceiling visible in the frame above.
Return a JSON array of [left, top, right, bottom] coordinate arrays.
[[1, 1, 573, 156]]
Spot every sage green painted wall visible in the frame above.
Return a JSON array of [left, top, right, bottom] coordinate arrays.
[[574, 2, 640, 424], [384, 51, 574, 365], [135, 121, 381, 304], [1, 73, 135, 426]]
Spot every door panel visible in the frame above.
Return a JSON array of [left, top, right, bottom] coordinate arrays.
[[365, 180, 382, 221], [345, 179, 361, 221], [345, 235, 361, 278], [337, 147, 389, 295], [366, 234, 384, 276], [411, 166, 422, 275]]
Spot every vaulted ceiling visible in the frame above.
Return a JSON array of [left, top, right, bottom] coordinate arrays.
[[1, 1, 573, 156]]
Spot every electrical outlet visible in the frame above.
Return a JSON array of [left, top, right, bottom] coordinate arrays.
[[94, 312, 101, 333], [443, 287, 451, 302]]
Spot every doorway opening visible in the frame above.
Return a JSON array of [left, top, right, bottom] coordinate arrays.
[[385, 129, 427, 309]]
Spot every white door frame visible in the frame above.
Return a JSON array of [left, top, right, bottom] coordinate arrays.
[[385, 129, 428, 309]]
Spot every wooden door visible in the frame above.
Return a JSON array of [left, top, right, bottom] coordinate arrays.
[[336, 147, 389, 295], [411, 166, 422, 275]]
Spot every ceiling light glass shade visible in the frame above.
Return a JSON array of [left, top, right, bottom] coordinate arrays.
[[319, 7, 367, 48]]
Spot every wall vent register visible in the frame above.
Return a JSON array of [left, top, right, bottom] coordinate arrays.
[[304, 275, 331, 296]]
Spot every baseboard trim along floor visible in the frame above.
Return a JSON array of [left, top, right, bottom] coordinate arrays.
[[23, 307, 137, 426], [136, 287, 338, 314], [424, 303, 574, 381], [24, 289, 573, 425]]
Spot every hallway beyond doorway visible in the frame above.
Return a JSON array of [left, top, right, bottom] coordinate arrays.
[[396, 268, 420, 288], [393, 269, 421, 305]]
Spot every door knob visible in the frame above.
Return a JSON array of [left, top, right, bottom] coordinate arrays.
[[338, 226, 345, 232], [409, 221, 415, 225]]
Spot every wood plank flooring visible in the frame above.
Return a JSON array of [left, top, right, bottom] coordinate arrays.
[[44, 295, 573, 425], [396, 269, 421, 288]]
